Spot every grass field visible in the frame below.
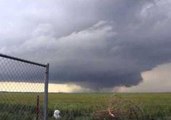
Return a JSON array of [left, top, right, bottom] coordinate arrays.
[[0, 93, 171, 120]]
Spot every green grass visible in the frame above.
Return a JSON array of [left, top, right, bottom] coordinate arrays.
[[0, 92, 171, 120]]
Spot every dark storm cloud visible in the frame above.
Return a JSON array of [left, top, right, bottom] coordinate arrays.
[[1, 0, 171, 90]]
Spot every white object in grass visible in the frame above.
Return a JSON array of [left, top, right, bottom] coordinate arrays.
[[108, 108, 115, 118], [54, 110, 61, 119]]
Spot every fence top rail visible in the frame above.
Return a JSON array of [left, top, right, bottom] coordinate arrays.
[[0, 53, 46, 67]]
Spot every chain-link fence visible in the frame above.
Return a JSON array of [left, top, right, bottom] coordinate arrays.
[[0, 53, 49, 120]]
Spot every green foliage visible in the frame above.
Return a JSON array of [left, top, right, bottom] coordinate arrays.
[[0, 93, 171, 120]]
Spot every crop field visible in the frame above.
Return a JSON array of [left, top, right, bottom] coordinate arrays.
[[0, 93, 171, 120]]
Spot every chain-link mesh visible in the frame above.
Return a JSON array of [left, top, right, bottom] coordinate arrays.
[[0, 54, 47, 120]]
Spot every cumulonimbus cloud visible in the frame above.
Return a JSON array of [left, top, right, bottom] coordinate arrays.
[[1, 0, 171, 90]]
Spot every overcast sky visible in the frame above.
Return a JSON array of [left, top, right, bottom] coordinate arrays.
[[0, 0, 171, 92]]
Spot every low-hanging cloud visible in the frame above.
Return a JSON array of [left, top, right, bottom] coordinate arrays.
[[1, 0, 171, 90]]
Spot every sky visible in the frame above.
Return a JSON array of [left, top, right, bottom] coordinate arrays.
[[0, 0, 171, 92]]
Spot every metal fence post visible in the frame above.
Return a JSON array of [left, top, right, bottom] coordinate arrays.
[[44, 63, 49, 120], [36, 95, 40, 120], [0, 53, 48, 119]]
